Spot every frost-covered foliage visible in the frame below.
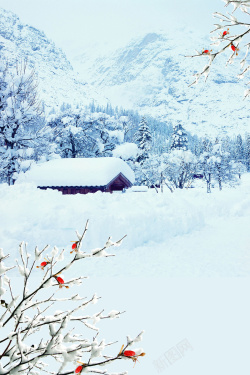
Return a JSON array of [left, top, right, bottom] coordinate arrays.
[[188, 0, 250, 98], [48, 110, 126, 159], [170, 123, 188, 151], [162, 150, 197, 189], [131, 156, 162, 190], [132, 150, 197, 191], [0, 222, 145, 375], [0, 60, 45, 185], [85, 103, 172, 154]]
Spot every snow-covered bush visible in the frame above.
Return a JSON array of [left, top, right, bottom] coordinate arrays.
[[188, 0, 250, 98], [0, 222, 145, 375]]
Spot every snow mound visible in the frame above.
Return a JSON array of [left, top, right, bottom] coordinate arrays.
[[112, 143, 138, 160]]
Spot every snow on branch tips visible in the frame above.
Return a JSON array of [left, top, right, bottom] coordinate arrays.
[[0, 221, 145, 375], [187, 0, 250, 98]]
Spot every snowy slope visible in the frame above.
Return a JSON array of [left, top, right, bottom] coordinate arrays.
[[0, 8, 108, 110], [72, 31, 249, 137]]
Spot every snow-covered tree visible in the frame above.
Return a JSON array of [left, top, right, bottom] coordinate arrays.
[[189, 134, 203, 157], [49, 111, 125, 159], [0, 60, 43, 185], [119, 116, 137, 144], [199, 142, 242, 192], [133, 117, 152, 163], [170, 124, 188, 151], [233, 161, 246, 178], [0, 222, 145, 375], [188, 0, 250, 98], [55, 115, 87, 159], [162, 150, 197, 189], [235, 134, 244, 162], [221, 135, 234, 158], [203, 143, 238, 191], [133, 155, 162, 192], [201, 136, 213, 154], [212, 144, 237, 190], [245, 132, 250, 171], [199, 152, 214, 193]]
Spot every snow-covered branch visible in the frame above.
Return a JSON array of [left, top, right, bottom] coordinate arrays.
[[187, 0, 250, 98], [0, 222, 145, 375]]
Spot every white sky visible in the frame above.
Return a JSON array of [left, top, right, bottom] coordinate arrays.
[[0, 0, 227, 57]]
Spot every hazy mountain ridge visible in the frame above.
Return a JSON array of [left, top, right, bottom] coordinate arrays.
[[0, 8, 108, 110], [72, 31, 249, 137]]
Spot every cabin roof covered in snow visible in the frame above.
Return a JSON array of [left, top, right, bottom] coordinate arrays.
[[18, 157, 135, 187]]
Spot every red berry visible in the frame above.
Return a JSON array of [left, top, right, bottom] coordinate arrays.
[[231, 44, 236, 51], [203, 49, 209, 54], [124, 350, 136, 357], [75, 365, 83, 374], [40, 261, 47, 267], [72, 242, 77, 250], [223, 31, 227, 36], [56, 276, 64, 284]]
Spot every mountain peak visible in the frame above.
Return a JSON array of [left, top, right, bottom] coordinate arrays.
[[0, 7, 108, 110]]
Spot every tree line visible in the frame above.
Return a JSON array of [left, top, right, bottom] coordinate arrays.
[[0, 59, 249, 192]]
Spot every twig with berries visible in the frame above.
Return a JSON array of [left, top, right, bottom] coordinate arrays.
[[187, 0, 250, 98], [72, 331, 146, 375], [0, 221, 144, 375]]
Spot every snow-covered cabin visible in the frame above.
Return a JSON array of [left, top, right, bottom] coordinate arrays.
[[18, 157, 135, 195]]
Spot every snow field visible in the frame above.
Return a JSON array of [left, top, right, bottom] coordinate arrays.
[[0, 182, 204, 252], [1, 174, 250, 276]]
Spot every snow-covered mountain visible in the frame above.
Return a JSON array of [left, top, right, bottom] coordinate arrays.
[[72, 31, 249, 137], [0, 7, 248, 137], [0, 8, 108, 111]]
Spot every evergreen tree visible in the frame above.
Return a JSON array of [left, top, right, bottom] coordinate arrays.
[[134, 117, 152, 162], [170, 123, 188, 151]]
